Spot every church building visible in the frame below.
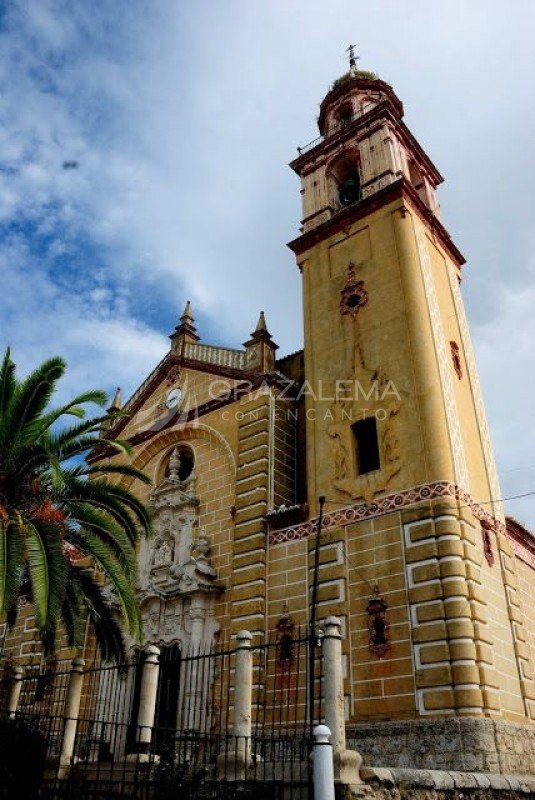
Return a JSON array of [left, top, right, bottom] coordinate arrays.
[[4, 59, 535, 774]]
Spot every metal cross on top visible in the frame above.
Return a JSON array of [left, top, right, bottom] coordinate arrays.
[[346, 43, 359, 70]]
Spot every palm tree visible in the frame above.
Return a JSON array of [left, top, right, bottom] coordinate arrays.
[[0, 348, 152, 661]]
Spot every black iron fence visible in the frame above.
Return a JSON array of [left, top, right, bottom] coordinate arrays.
[[15, 661, 72, 761], [0, 628, 322, 799]]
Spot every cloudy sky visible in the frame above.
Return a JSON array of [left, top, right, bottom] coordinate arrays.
[[1, 1, 534, 524]]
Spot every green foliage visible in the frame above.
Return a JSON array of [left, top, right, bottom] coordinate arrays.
[[331, 69, 379, 90], [0, 347, 153, 661]]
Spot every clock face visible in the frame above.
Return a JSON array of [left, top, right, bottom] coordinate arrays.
[[165, 387, 182, 410]]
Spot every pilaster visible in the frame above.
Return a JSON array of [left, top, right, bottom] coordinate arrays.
[[402, 505, 501, 717], [230, 392, 271, 637]]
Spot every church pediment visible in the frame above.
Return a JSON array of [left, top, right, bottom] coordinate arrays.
[[108, 357, 243, 443]]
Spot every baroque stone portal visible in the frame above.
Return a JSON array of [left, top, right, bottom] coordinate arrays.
[[137, 447, 223, 652]]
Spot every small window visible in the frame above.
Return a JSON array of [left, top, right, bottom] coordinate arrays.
[[352, 417, 380, 475], [337, 104, 353, 127]]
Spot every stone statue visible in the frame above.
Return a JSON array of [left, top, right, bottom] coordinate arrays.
[[153, 537, 173, 567], [189, 530, 217, 579]]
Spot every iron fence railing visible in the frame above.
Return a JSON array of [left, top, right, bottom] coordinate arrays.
[[0, 630, 321, 799], [296, 105, 372, 156]]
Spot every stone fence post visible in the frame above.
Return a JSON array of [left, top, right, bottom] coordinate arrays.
[[58, 657, 85, 779], [218, 629, 253, 780], [323, 617, 346, 752], [6, 664, 24, 719], [129, 645, 160, 762], [322, 617, 362, 784]]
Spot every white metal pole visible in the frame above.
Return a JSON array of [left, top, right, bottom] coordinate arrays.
[[313, 725, 335, 800]]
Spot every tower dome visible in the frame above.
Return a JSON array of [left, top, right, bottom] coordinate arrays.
[[318, 68, 403, 137]]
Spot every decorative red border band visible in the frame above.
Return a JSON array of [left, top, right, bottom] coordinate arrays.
[[268, 481, 505, 546]]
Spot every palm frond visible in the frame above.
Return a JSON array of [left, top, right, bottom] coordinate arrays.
[[38, 389, 109, 432], [68, 529, 140, 638], [79, 463, 152, 486], [66, 494, 139, 545], [3, 357, 66, 452], [72, 567, 126, 662], [0, 518, 25, 617], [96, 482, 153, 536], [0, 347, 16, 420], [60, 575, 84, 651], [68, 504, 137, 578], [25, 521, 67, 652], [44, 416, 110, 454]]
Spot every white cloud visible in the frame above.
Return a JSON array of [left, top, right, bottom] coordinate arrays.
[[475, 283, 535, 525], [0, 236, 167, 403], [0, 0, 534, 523]]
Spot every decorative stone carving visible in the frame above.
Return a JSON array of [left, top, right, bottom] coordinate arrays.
[[482, 520, 495, 567], [136, 448, 223, 651], [450, 340, 462, 379], [366, 586, 390, 658], [166, 364, 181, 385], [340, 262, 368, 317]]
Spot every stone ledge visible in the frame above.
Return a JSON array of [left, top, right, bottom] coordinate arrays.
[[360, 766, 535, 793]]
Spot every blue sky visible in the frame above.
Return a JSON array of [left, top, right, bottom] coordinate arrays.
[[1, 1, 535, 524]]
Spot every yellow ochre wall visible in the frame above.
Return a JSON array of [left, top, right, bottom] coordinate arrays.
[[289, 193, 535, 723]]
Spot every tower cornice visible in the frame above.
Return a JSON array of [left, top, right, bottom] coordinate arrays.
[[287, 177, 465, 268]]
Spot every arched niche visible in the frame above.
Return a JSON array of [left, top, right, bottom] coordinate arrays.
[[157, 443, 196, 484], [327, 151, 362, 210]]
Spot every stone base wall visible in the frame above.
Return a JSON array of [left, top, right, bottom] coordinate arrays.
[[347, 718, 535, 776], [347, 767, 535, 800]]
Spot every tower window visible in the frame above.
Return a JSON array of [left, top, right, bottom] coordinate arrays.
[[352, 417, 380, 475], [329, 154, 362, 210]]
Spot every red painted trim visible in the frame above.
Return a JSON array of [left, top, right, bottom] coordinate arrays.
[[269, 481, 505, 546]]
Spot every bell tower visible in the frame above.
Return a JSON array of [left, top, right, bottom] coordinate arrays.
[[289, 60, 477, 512], [287, 57, 535, 742]]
